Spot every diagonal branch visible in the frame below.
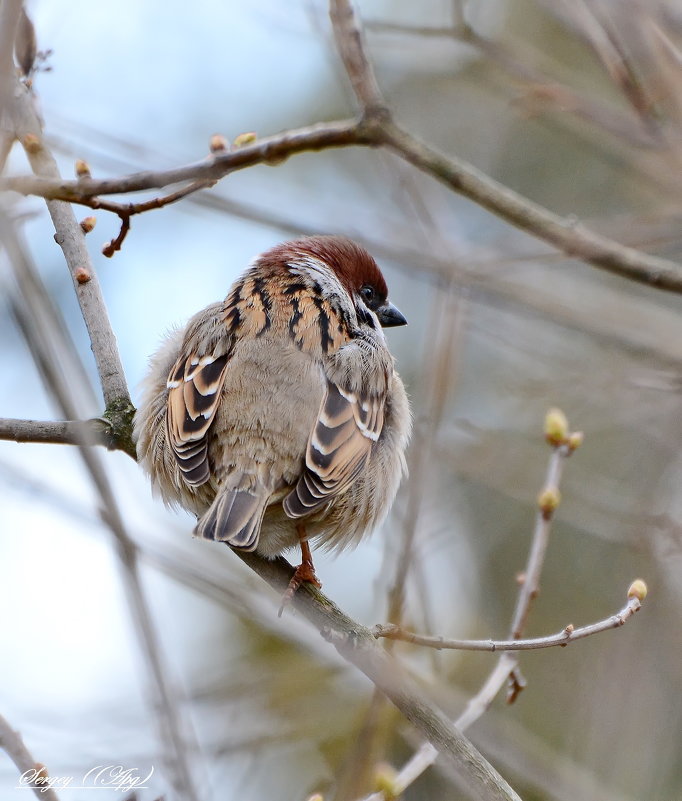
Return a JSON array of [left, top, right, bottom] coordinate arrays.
[[235, 551, 522, 801], [330, 0, 387, 115], [9, 85, 131, 411], [377, 119, 682, 293], [0, 712, 60, 801]]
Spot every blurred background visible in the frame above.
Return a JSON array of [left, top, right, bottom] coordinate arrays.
[[1, 0, 682, 799]]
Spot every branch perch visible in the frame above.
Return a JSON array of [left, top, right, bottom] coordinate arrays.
[[235, 551, 522, 801], [0, 416, 119, 449], [3, 112, 682, 292]]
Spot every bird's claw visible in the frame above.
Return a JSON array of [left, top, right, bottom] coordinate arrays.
[[278, 560, 322, 617]]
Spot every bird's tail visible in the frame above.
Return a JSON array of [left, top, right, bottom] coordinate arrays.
[[196, 486, 269, 550]]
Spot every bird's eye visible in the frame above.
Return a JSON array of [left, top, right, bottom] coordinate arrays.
[[360, 285, 375, 303]]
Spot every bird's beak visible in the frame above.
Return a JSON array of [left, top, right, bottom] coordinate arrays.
[[376, 301, 407, 328]]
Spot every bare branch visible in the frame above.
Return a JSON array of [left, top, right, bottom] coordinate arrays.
[[0, 118, 364, 200], [0, 0, 22, 176], [0, 712, 61, 801], [324, 1, 682, 293], [3, 220, 201, 801], [0, 213, 136, 458], [363, 414, 583, 799], [365, 19, 660, 149], [329, 0, 387, 115], [378, 119, 682, 293], [510, 460, 567, 639], [0, 0, 22, 84], [0, 416, 117, 449], [3, 101, 682, 295], [234, 551, 522, 801], [373, 593, 643, 650], [567, 0, 657, 131], [98, 178, 215, 257], [9, 86, 131, 410]]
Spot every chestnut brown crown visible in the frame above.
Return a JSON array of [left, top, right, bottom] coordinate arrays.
[[260, 235, 407, 328]]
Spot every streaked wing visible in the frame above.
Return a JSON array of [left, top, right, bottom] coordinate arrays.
[[166, 351, 229, 485], [283, 378, 385, 518]]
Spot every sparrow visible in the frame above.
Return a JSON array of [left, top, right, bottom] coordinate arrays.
[[134, 235, 411, 607]]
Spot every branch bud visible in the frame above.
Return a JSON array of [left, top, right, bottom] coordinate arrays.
[[74, 267, 91, 284], [567, 431, 584, 451], [33, 764, 49, 785], [544, 407, 569, 446], [537, 486, 561, 519], [79, 216, 97, 234], [75, 159, 91, 179], [22, 133, 41, 153], [233, 131, 257, 147], [209, 134, 229, 153], [627, 579, 647, 601], [373, 763, 399, 800]]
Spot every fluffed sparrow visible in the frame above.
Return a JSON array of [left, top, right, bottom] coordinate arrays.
[[134, 235, 411, 605]]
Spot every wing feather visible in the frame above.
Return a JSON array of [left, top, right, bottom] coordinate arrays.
[[283, 378, 385, 518], [166, 351, 229, 486]]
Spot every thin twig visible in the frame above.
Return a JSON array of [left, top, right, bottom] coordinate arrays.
[[329, 0, 387, 115], [0, 117, 364, 199], [463, 425, 575, 714], [385, 288, 458, 626], [509, 444, 567, 638], [373, 594, 643, 650], [94, 178, 216, 257], [365, 19, 660, 149], [0, 712, 60, 801], [101, 212, 130, 257], [567, 0, 657, 130], [0, 0, 22, 175], [0, 0, 22, 89], [361, 423, 580, 800]]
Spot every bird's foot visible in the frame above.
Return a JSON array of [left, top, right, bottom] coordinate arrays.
[[278, 554, 322, 617]]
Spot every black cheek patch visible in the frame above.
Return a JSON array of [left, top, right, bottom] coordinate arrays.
[[356, 303, 376, 328]]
